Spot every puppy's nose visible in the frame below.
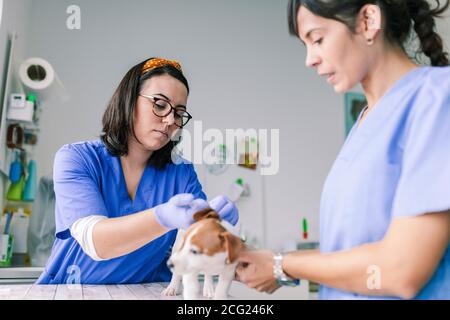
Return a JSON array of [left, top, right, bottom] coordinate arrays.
[[167, 259, 174, 269]]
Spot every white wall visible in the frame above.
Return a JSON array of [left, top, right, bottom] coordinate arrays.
[[22, 0, 343, 250], [437, 10, 450, 51], [4, 0, 450, 250]]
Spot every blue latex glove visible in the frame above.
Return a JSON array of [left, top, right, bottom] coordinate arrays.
[[208, 195, 239, 226], [153, 193, 208, 230]]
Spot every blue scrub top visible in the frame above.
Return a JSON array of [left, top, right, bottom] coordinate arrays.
[[319, 66, 450, 300], [36, 140, 206, 284]]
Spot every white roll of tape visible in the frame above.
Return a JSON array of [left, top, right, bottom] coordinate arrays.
[[19, 57, 56, 101]]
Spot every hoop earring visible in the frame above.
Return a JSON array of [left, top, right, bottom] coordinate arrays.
[[367, 38, 374, 46]]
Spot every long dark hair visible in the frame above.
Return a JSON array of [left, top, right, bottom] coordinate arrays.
[[287, 0, 450, 66], [100, 58, 189, 169]]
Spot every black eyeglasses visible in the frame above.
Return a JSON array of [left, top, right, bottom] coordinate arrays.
[[139, 94, 192, 128]]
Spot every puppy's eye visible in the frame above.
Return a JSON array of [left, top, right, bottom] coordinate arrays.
[[190, 248, 199, 255]]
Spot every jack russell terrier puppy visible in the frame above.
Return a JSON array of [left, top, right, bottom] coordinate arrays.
[[162, 208, 244, 300]]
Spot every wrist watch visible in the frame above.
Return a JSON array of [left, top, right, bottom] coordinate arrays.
[[273, 253, 300, 286]]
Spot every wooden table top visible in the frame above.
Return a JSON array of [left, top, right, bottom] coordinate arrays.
[[0, 280, 313, 300], [0, 282, 183, 300]]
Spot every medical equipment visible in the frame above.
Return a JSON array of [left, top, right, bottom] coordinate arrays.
[[22, 160, 37, 202], [303, 218, 308, 240], [6, 94, 34, 123]]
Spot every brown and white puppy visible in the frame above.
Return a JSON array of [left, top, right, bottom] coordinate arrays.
[[163, 208, 244, 300]]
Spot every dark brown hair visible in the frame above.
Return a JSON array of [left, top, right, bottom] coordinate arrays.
[[288, 0, 450, 66], [100, 58, 189, 169]]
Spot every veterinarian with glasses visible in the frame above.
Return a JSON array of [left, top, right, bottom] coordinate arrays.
[[37, 58, 239, 284], [236, 0, 450, 299]]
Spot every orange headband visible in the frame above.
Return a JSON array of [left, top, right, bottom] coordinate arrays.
[[141, 58, 183, 75]]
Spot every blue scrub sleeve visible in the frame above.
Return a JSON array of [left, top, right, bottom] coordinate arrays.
[[184, 164, 207, 201], [392, 81, 450, 218], [53, 145, 108, 239]]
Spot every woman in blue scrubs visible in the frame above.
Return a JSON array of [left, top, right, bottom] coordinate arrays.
[[37, 58, 238, 284], [236, 0, 450, 299]]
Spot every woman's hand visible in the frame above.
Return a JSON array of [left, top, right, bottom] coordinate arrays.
[[153, 193, 208, 230], [209, 195, 239, 225], [235, 250, 281, 294]]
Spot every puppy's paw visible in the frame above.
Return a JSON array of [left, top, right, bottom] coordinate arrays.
[[161, 284, 182, 296], [203, 282, 215, 299], [213, 293, 229, 300], [183, 291, 200, 300]]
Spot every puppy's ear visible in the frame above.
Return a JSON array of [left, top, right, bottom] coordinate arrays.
[[193, 208, 220, 222], [220, 231, 244, 264]]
